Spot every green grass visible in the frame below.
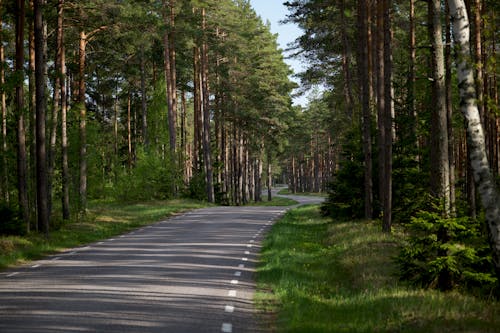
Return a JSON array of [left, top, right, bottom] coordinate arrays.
[[256, 205, 500, 332], [0, 199, 208, 269]]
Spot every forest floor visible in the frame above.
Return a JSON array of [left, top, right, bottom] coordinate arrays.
[[256, 204, 500, 332]]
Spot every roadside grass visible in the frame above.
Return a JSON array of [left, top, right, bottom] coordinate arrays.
[[256, 205, 500, 332], [0, 199, 208, 269], [277, 188, 328, 197]]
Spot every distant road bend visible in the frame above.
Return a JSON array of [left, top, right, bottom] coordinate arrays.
[[0, 191, 323, 333]]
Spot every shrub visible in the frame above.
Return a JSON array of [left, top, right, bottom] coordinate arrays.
[[397, 207, 497, 296], [115, 149, 180, 201]]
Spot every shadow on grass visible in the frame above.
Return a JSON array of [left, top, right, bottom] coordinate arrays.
[[256, 206, 500, 333]]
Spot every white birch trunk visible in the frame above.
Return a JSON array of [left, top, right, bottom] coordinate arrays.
[[448, 0, 500, 273]]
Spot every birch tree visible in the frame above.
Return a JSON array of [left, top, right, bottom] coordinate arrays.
[[448, 0, 500, 276]]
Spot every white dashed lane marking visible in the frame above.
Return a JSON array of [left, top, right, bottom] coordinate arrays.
[[234, 271, 241, 277], [31, 264, 40, 268], [6, 272, 19, 278], [224, 305, 235, 313], [242, 257, 248, 261], [221, 322, 233, 333]]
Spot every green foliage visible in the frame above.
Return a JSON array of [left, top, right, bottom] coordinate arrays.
[[321, 128, 366, 219], [398, 207, 498, 296], [115, 149, 179, 202], [184, 172, 207, 202], [392, 154, 429, 223], [0, 204, 24, 236]]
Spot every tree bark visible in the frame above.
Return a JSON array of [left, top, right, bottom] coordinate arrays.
[[127, 92, 132, 168], [60, 28, 70, 220], [48, 0, 63, 219], [340, 0, 354, 122], [429, 0, 451, 215], [358, 0, 373, 219], [201, 8, 214, 203], [376, 0, 387, 229], [16, 0, 30, 230], [79, 31, 87, 212], [140, 48, 148, 148], [408, 0, 417, 141], [445, 0, 456, 216], [193, 45, 202, 171], [448, 0, 500, 277], [34, 0, 49, 236], [267, 150, 272, 202], [163, 0, 176, 154], [0, 6, 8, 203]]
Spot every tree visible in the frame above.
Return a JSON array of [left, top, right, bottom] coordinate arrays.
[[0, 0, 8, 204], [34, 0, 49, 236], [357, 0, 373, 219], [429, 0, 450, 215], [15, 0, 29, 229], [447, 0, 500, 278]]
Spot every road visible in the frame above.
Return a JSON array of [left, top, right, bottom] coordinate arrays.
[[0, 192, 323, 333]]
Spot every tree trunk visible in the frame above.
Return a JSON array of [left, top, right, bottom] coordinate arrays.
[[127, 92, 133, 168], [140, 48, 148, 148], [79, 31, 87, 212], [60, 31, 70, 220], [448, 0, 500, 277], [340, 0, 354, 121], [408, 0, 417, 142], [201, 8, 214, 203], [358, 0, 373, 219], [267, 150, 272, 201], [34, 0, 49, 235], [48, 0, 63, 219], [445, 0, 456, 216], [163, 0, 176, 154], [429, 0, 451, 215], [0, 6, 8, 203], [473, 0, 484, 123], [28, 0, 36, 230], [376, 0, 387, 228], [193, 45, 201, 171], [16, 0, 29, 229]]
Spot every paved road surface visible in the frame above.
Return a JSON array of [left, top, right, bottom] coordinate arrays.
[[0, 192, 323, 333]]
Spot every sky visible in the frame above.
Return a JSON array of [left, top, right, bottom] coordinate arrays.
[[248, 0, 308, 106]]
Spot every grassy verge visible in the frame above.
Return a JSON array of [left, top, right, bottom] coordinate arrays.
[[0, 199, 208, 269], [256, 205, 500, 332]]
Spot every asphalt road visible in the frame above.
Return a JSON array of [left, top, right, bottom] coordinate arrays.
[[0, 192, 323, 333]]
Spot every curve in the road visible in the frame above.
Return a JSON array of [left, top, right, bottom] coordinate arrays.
[[0, 190, 323, 333]]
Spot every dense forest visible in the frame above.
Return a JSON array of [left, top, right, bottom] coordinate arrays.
[[0, 0, 297, 234], [284, 0, 500, 294], [1, 0, 500, 296]]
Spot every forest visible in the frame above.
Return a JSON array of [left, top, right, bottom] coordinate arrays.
[[0, 0, 500, 297], [0, 0, 296, 232]]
